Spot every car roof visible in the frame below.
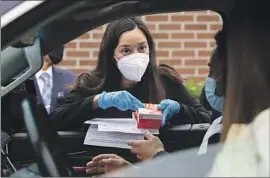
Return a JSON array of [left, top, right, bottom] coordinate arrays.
[[0, 1, 24, 16], [1, 1, 44, 28], [2, 0, 235, 53]]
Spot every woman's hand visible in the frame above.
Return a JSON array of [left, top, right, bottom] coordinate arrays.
[[128, 131, 165, 160], [96, 90, 144, 111], [86, 154, 132, 175], [157, 99, 180, 126]]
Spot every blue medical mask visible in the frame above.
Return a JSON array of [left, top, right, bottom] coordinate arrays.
[[205, 77, 225, 112]]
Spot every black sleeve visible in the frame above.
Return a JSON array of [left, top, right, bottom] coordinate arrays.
[[160, 74, 212, 126], [50, 91, 96, 130], [153, 151, 170, 158], [172, 96, 212, 125]]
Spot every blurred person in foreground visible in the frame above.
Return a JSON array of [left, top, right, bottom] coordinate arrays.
[[86, 0, 269, 176], [208, 0, 269, 176]]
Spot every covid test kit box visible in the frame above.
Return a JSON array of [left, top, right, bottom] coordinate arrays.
[[132, 103, 162, 129]]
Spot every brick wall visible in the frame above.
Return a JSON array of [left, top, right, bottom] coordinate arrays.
[[61, 11, 222, 82]]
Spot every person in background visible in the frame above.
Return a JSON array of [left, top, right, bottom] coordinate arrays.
[[200, 30, 227, 121], [198, 29, 227, 155], [50, 17, 211, 131], [35, 46, 77, 114]]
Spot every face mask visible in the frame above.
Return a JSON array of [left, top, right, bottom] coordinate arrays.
[[116, 53, 150, 82], [205, 77, 225, 112]]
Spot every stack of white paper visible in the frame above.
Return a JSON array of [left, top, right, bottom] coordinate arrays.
[[84, 118, 159, 149]]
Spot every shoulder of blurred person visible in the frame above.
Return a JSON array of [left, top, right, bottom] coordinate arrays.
[[208, 108, 270, 177], [53, 66, 77, 81], [51, 66, 77, 95], [53, 65, 76, 76]]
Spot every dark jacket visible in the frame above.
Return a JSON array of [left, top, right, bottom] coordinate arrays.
[[50, 72, 212, 131], [34, 66, 77, 113]]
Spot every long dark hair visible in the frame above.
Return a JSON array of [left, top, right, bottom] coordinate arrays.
[[222, 0, 270, 141], [158, 63, 183, 84], [73, 17, 165, 103], [213, 30, 227, 96]]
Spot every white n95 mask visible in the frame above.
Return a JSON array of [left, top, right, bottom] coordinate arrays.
[[116, 53, 150, 82]]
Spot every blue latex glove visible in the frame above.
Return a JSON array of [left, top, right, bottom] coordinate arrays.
[[157, 99, 180, 127], [98, 90, 144, 111]]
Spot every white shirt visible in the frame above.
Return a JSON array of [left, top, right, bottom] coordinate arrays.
[[35, 66, 53, 111], [208, 108, 270, 177]]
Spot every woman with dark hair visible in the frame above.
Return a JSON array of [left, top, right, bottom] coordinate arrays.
[[50, 17, 211, 131]]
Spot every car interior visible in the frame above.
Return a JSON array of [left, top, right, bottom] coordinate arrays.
[[1, 0, 237, 177]]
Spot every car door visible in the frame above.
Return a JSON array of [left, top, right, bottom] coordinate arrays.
[[1, 0, 232, 176]]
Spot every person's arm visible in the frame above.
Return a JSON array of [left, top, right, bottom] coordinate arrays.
[[86, 154, 134, 175], [50, 88, 143, 130], [160, 73, 212, 126], [128, 131, 167, 160], [173, 96, 212, 124], [50, 91, 99, 130], [153, 150, 170, 158]]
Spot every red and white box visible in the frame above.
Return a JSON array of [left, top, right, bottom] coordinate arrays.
[[132, 103, 162, 129]]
